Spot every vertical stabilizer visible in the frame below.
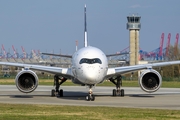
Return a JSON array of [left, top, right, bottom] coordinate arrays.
[[84, 4, 88, 47]]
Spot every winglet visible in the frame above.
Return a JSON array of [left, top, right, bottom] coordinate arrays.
[[84, 4, 88, 47]]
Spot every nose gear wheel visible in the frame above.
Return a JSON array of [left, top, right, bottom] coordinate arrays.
[[86, 85, 95, 101]]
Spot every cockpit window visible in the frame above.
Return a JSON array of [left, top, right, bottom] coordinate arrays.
[[79, 58, 102, 64]]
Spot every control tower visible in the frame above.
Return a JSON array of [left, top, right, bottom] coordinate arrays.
[[127, 14, 141, 65]]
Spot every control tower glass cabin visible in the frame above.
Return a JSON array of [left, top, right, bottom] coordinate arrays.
[[127, 15, 141, 65]]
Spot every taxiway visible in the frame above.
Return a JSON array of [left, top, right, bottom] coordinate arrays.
[[0, 85, 180, 110]]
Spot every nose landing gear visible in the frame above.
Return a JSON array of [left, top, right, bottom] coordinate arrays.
[[86, 85, 95, 101]]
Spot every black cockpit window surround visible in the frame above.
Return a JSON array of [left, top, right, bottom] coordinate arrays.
[[79, 58, 102, 64]]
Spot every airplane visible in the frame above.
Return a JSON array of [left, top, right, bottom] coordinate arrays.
[[0, 5, 180, 101]]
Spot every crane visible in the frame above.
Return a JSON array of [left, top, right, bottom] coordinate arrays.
[[174, 33, 179, 56], [158, 33, 164, 60], [165, 33, 171, 57]]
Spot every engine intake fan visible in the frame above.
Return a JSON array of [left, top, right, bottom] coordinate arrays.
[[15, 70, 39, 93], [139, 69, 162, 93]]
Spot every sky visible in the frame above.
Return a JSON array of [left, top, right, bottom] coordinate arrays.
[[0, 0, 179, 55]]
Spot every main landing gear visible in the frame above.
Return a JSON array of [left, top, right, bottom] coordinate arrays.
[[51, 75, 67, 97], [109, 75, 124, 97], [86, 85, 95, 101]]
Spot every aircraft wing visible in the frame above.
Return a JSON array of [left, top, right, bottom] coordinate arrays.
[[0, 62, 73, 79], [106, 52, 130, 57], [41, 53, 72, 58], [106, 61, 180, 77]]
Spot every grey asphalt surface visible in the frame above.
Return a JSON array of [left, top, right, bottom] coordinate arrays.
[[0, 85, 180, 110]]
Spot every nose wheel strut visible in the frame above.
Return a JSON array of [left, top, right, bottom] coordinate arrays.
[[109, 76, 124, 97]]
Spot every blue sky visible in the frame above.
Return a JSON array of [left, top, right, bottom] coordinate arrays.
[[0, 0, 179, 55]]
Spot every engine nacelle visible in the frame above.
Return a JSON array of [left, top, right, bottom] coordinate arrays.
[[15, 70, 39, 93], [139, 69, 162, 93]]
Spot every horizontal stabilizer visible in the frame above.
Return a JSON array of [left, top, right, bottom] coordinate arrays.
[[106, 52, 130, 57], [41, 53, 72, 58]]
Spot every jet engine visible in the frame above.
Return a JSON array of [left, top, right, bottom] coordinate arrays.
[[139, 69, 162, 93], [15, 70, 39, 93]]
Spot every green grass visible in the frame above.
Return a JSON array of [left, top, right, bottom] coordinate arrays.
[[1, 79, 180, 88], [0, 103, 180, 120]]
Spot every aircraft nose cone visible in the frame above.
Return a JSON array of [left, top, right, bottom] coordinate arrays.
[[84, 66, 98, 83]]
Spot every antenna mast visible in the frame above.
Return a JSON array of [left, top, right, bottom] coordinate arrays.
[[84, 4, 88, 47], [76, 40, 78, 51]]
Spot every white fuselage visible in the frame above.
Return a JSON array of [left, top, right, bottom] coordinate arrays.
[[72, 46, 108, 85]]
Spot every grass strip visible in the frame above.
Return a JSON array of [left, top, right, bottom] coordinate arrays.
[[0, 103, 180, 120]]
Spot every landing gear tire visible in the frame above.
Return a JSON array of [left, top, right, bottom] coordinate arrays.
[[112, 89, 116, 96], [120, 89, 124, 97], [59, 89, 63, 97], [112, 89, 124, 97], [86, 95, 90, 101], [51, 89, 55, 97], [86, 94, 95, 101], [91, 94, 95, 101]]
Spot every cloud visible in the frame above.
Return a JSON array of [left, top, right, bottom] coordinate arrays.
[[130, 4, 153, 8], [130, 4, 141, 8]]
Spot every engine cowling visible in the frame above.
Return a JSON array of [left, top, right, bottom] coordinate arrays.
[[15, 70, 39, 93], [139, 69, 162, 93]]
